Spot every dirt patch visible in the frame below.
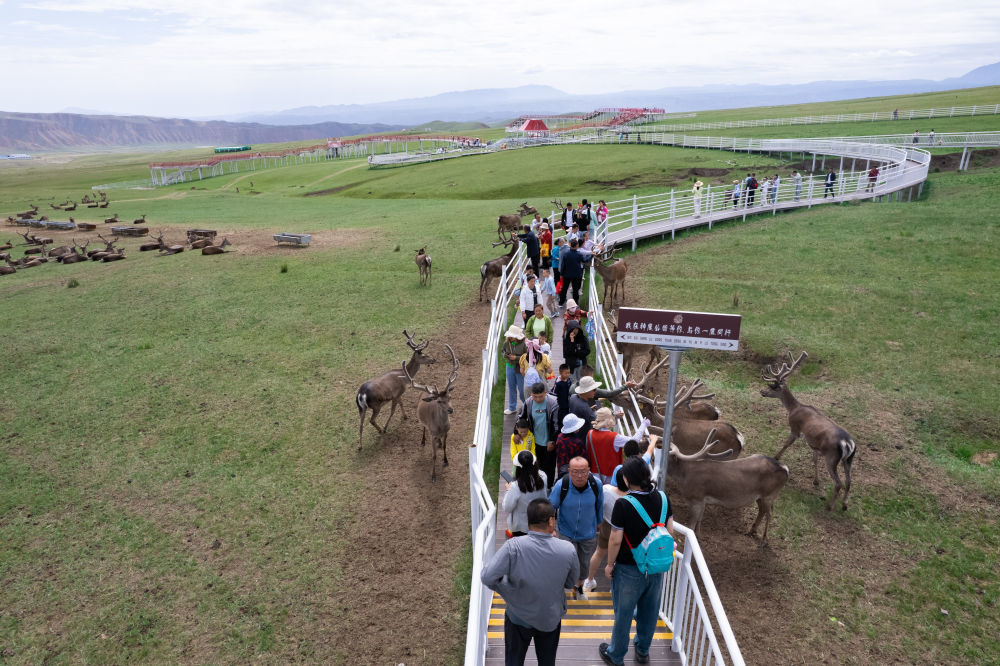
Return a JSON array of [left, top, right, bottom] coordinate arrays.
[[304, 184, 356, 197], [327, 314, 489, 663], [191, 227, 377, 256], [930, 148, 1000, 171]]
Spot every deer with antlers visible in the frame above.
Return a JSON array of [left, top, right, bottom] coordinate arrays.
[[760, 351, 856, 511], [593, 248, 628, 307], [668, 428, 790, 546], [355, 330, 437, 450], [58, 239, 90, 264], [403, 343, 459, 482], [415, 247, 432, 286], [479, 237, 520, 301], [90, 234, 120, 261], [626, 360, 742, 458], [495, 203, 535, 241]]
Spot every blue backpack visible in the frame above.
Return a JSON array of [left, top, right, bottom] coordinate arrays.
[[622, 491, 675, 574]]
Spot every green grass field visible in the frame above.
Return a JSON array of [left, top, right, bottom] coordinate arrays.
[[1, 86, 997, 665]]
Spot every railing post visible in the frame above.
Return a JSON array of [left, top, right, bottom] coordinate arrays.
[[671, 539, 693, 654], [808, 177, 815, 209], [631, 195, 638, 251]]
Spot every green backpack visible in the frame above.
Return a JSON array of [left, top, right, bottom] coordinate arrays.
[[622, 491, 675, 574]]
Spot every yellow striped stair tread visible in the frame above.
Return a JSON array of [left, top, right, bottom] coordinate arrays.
[[488, 631, 673, 639]]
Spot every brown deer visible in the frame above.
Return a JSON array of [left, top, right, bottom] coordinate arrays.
[[355, 330, 436, 450], [201, 238, 231, 255], [0, 240, 11, 251], [104, 213, 119, 224], [90, 234, 119, 260], [593, 249, 628, 306], [496, 204, 535, 241], [760, 351, 857, 511], [403, 343, 460, 482], [133, 214, 146, 225], [668, 429, 790, 546], [631, 366, 742, 459], [622, 357, 720, 421], [59, 240, 90, 264], [0, 260, 15, 275], [518, 202, 537, 217], [479, 237, 520, 301], [101, 247, 126, 262], [98, 201, 109, 208], [189, 236, 215, 249], [139, 232, 164, 251], [415, 247, 432, 286], [63, 202, 77, 211]]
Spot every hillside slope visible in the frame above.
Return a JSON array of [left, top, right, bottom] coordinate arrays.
[[0, 112, 401, 151]]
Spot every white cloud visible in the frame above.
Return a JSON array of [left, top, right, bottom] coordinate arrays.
[[1, 0, 998, 116]]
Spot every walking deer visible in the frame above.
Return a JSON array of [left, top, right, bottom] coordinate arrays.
[[415, 247, 432, 285], [668, 429, 790, 546], [760, 351, 856, 511], [355, 330, 436, 450], [593, 249, 627, 306], [403, 343, 460, 482], [479, 237, 519, 301]]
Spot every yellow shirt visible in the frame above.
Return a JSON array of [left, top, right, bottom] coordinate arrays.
[[511, 431, 535, 460]]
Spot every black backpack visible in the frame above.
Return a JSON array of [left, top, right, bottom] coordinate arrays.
[[558, 474, 601, 519]]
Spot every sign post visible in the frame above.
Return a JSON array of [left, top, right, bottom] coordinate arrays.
[[616, 307, 742, 489]]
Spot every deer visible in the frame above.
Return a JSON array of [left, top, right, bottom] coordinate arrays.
[[621, 357, 721, 421], [415, 247, 432, 286], [140, 231, 164, 251], [355, 330, 436, 450], [403, 343, 459, 482], [0, 260, 15, 275], [668, 428, 790, 547], [478, 237, 520, 301], [593, 248, 628, 307], [496, 204, 535, 241], [760, 351, 857, 511], [90, 234, 119, 260], [133, 214, 146, 225], [59, 240, 90, 264], [98, 201, 109, 208], [518, 202, 537, 217], [0, 240, 11, 251], [189, 235, 216, 249], [101, 247, 126, 262], [63, 202, 77, 212], [201, 238, 231, 255], [150, 233, 185, 256], [104, 213, 119, 224], [48, 243, 74, 258], [627, 361, 742, 458]]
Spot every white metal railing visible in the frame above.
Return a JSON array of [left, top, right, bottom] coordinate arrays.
[[466, 129, 939, 665], [465, 242, 528, 665], [634, 103, 1000, 133]]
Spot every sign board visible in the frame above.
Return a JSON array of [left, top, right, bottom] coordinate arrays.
[[615, 307, 741, 351]]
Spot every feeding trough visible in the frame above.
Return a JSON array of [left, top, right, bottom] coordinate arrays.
[[273, 233, 311, 247], [110, 225, 149, 237], [186, 229, 217, 243]]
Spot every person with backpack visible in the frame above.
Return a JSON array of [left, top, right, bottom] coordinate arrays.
[[481, 498, 579, 666], [746, 173, 758, 206], [599, 457, 676, 666], [550, 456, 604, 600]]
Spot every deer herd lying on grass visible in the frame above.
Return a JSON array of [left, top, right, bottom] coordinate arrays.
[[0, 228, 233, 276]]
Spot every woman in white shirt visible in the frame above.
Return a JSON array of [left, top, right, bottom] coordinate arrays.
[[502, 451, 549, 537]]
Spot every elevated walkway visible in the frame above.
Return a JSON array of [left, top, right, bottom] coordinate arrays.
[[485, 298, 681, 666]]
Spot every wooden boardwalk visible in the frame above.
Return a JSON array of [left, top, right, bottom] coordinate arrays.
[[485, 298, 681, 665]]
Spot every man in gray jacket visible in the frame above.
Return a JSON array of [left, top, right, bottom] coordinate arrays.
[[481, 499, 579, 666], [519, 383, 560, 486]]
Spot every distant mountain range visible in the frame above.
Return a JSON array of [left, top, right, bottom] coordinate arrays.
[[235, 62, 1000, 126], [0, 114, 400, 152], [1, 62, 997, 151]]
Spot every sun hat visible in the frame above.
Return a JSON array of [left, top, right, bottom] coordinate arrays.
[[694, 180, 704, 187], [593, 407, 616, 430], [566, 298, 578, 310], [504, 325, 524, 340], [575, 376, 602, 394], [561, 413, 585, 434], [540, 223, 549, 230]]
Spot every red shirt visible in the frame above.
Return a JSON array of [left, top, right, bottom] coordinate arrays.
[[587, 430, 622, 476]]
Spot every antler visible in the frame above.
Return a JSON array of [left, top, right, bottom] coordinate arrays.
[[491, 236, 515, 248], [670, 428, 734, 462], [674, 379, 715, 409], [401, 358, 435, 395], [632, 355, 670, 393], [443, 344, 460, 393], [402, 329, 429, 352], [761, 351, 809, 385]]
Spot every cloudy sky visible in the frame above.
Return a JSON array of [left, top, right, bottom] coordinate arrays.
[[1, 0, 997, 119]]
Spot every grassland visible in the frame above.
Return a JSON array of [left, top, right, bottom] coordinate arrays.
[[1, 86, 998, 664]]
